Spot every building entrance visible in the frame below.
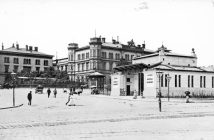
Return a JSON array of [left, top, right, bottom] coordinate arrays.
[[126, 85, 130, 96]]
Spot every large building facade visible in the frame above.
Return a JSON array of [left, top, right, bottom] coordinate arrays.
[[0, 43, 53, 84], [67, 36, 155, 88], [112, 45, 214, 97]]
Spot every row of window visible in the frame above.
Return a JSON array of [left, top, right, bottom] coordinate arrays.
[[4, 57, 49, 66], [4, 65, 48, 73], [73, 61, 114, 72], [160, 75, 214, 88], [71, 52, 136, 61]]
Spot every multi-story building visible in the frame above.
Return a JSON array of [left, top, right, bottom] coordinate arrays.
[[112, 45, 214, 97], [0, 43, 53, 84], [67, 36, 155, 88], [53, 57, 68, 71]]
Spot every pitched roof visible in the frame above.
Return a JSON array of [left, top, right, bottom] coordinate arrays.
[[0, 47, 53, 58]]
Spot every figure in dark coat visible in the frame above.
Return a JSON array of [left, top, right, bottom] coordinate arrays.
[[47, 88, 51, 98], [27, 91, 32, 105], [53, 88, 57, 98]]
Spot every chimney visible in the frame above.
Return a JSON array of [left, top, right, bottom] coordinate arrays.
[[12, 43, 15, 48], [101, 38, 105, 43], [34, 47, 38, 51], [29, 46, 33, 51], [191, 48, 197, 57], [117, 36, 119, 43], [142, 41, 146, 49], [26, 45, 28, 51], [16, 43, 19, 50], [2, 43, 4, 50]]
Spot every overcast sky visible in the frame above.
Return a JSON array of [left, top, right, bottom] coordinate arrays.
[[0, 0, 214, 66]]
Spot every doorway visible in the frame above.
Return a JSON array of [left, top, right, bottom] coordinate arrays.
[[126, 85, 130, 96]]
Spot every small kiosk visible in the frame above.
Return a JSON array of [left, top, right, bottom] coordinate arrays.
[[87, 72, 105, 94]]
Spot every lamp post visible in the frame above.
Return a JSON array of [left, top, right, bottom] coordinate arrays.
[[11, 72, 16, 107], [166, 75, 171, 101], [156, 71, 163, 112]]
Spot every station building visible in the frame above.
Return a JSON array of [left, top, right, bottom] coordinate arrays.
[[111, 45, 214, 97], [0, 43, 53, 84], [67, 36, 155, 91]]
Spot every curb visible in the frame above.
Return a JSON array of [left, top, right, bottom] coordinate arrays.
[[0, 104, 23, 110]]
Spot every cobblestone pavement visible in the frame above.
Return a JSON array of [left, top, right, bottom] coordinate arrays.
[[1, 88, 214, 139]]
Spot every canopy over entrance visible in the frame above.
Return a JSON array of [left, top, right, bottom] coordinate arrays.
[[113, 63, 149, 71], [87, 72, 105, 77]]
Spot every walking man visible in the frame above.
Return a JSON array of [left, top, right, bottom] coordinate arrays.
[[27, 91, 32, 105], [53, 88, 57, 98], [47, 88, 51, 98]]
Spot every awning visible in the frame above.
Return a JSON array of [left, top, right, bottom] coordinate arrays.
[[113, 63, 148, 71], [87, 72, 105, 77]]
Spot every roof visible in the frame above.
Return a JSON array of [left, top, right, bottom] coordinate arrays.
[[0, 47, 53, 58], [153, 64, 214, 73]]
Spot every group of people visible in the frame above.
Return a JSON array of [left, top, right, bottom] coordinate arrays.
[[27, 88, 75, 106]]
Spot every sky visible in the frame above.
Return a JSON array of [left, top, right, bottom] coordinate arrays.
[[0, 0, 214, 66]]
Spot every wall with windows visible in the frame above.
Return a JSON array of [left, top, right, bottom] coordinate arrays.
[[151, 70, 214, 97], [0, 54, 52, 73]]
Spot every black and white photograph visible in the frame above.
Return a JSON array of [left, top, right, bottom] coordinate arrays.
[[0, 0, 214, 139]]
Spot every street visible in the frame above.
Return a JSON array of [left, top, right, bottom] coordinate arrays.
[[1, 88, 214, 140]]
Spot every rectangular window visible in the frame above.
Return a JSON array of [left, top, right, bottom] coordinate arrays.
[[78, 54, 81, 60], [161, 75, 164, 87], [200, 76, 203, 88], [13, 65, 18, 73], [212, 76, 214, 88], [24, 59, 31, 64], [86, 62, 89, 70], [36, 67, 40, 72], [131, 55, 134, 60], [44, 60, 48, 66], [4, 57, 10, 63], [82, 63, 85, 71], [13, 58, 19, 64], [175, 75, 177, 87], [125, 54, 129, 61], [109, 53, 113, 59], [102, 52, 106, 58], [4, 65, 9, 73], [109, 62, 113, 70], [191, 75, 194, 87], [86, 53, 89, 59], [204, 76, 206, 88], [70, 54, 73, 61], [127, 78, 130, 82], [103, 62, 106, 70], [188, 75, 190, 88], [82, 54, 85, 60], [178, 75, 181, 87], [35, 60, 40, 65], [165, 74, 168, 87], [78, 64, 80, 71], [93, 50, 96, 57]]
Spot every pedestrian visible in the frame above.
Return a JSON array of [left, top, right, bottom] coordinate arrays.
[[27, 91, 32, 105], [47, 88, 51, 98], [53, 88, 57, 98], [185, 91, 191, 103], [66, 92, 75, 106], [133, 90, 137, 99]]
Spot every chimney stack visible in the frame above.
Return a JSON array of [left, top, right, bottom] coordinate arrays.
[[34, 47, 38, 51], [16, 43, 19, 50], [12, 43, 15, 48], [29, 46, 33, 51], [26, 45, 28, 51], [2, 43, 4, 50], [142, 41, 146, 49]]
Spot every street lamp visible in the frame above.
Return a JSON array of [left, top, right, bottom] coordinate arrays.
[[166, 75, 172, 101], [11, 72, 16, 107], [156, 71, 163, 112]]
